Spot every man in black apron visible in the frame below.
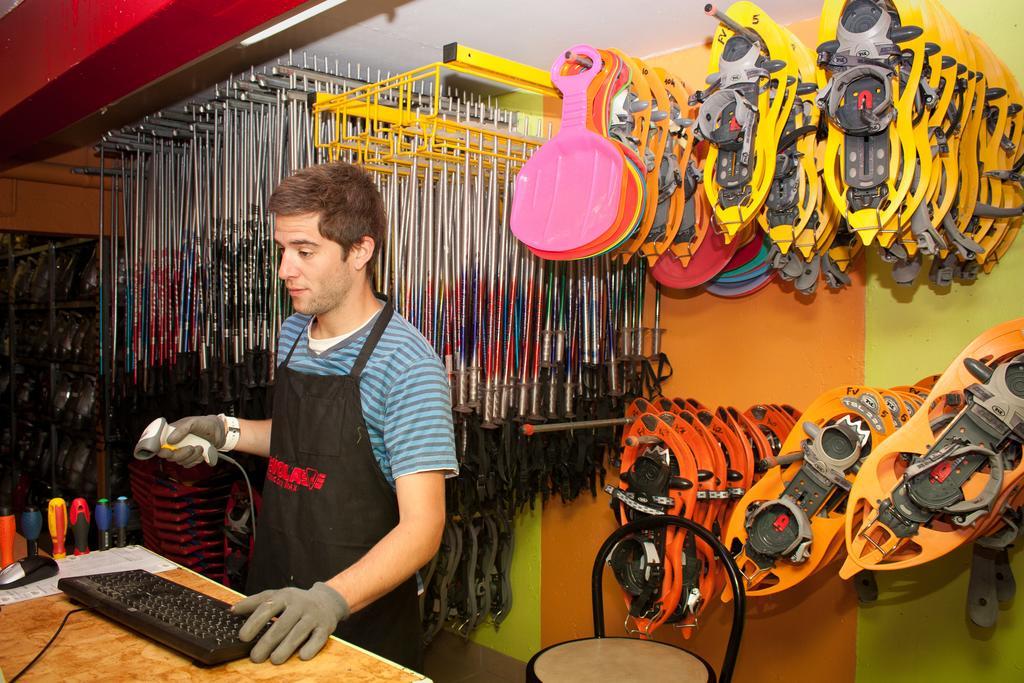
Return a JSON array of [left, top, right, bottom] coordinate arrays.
[[151, 162, 453, 671]]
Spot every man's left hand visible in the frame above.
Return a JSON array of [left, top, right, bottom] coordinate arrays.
[[232, 582, 350, 664]]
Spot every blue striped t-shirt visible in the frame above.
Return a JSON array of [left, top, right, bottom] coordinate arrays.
[[276, 306, 458, 487]]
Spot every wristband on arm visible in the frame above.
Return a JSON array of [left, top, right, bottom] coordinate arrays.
[[219, 414, 241, 452]]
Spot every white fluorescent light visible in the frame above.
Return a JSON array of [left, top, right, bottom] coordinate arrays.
[[240, 0, 349, 46]]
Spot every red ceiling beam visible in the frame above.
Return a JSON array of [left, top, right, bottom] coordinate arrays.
[[0, 0, 309, 162]]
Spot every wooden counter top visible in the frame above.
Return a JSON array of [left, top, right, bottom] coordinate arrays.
[[0, 538, 428, 682]]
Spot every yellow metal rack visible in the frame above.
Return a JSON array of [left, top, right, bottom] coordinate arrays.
[[313, 43, 556, 173]]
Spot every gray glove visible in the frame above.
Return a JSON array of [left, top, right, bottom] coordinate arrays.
[[232, 582, 350, 664], [156, 415, 225, 468]]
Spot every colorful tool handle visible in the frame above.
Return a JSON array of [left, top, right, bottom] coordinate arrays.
[[70, 498, 91, 556], [95, 498, 111, 551], [0, 506, 14, 568], [114, 496, 130, 548], [21, 506, 43, 557], [48, 498, 68, 559]]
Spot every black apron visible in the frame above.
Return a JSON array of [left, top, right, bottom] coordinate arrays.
[[246, 300, 422, 671]]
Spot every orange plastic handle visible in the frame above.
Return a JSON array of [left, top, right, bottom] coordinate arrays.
[[0, 511, 14, 568]]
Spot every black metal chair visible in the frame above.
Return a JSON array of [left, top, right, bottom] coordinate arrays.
[[526, 515, 745, 683]]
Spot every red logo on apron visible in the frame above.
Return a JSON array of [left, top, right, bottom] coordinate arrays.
[[267, 456, 328, 492]]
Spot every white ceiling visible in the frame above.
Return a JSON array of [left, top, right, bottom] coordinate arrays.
[[261, 0, 819, 80], [43, 0, 819, 153]]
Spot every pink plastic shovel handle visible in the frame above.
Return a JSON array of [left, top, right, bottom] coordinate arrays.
[[550, 45, 603, 130], [509, 44, 623, 254]]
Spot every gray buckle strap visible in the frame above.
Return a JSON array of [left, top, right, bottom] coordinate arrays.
[[879, 240, 908, 263], [929, 251, 958, 287], [963, 353, 1024, 444], [957, 259, 982, 284], [474, 515, 499, 631], [879, 355, 1024, 538], [919, 79, 938, 110], [697, 89, 758, 166], [902, 441, 1003, 522], [994, 548, 1016, 605], [647, 148, 683, 244], [604, 484, 674, 515], [794, 254, 822, 295], [890, 253, 924, 286], [775, 249, 808, 281], [491, 513, 515, 627], [708, 38, 768, 90], [766, 106, 804, 227], [985, 169, 1024, 183], [819, 65, 895, 135], [854, 570, 879, 604], [910, 201, 946, 256], [931, 125, 950, 154], [672, 165, 700, 246], [456, 517, 480, 636], [802, 419, 867, 488], [967, 543, 1000, 628], [818, 61, 895, 199], [940, 212, 984, 261], [822, 254, 853, 290], [768, 243, 788, 270], [423, 520, 463, 645], [973, 507, 1019, 619], [976, 508, 1022, 551], [670, 532, 703, 624]]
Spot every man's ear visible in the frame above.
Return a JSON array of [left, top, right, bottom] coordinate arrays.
[[347, 236, 376, 272]]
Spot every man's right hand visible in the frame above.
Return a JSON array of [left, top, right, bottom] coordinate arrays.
[[156, 415, 226, 467]]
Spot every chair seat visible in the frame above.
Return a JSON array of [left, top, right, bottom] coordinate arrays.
[[526, 637, 714, 683]]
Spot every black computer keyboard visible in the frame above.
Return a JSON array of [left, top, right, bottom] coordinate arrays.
[[58, 569, 262, 665]]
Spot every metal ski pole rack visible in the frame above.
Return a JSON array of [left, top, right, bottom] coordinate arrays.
[[88, 43, 673, 637]]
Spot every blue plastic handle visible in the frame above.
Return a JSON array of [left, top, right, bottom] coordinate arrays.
[[21, 507, 42, 541], [95, 499, 111, 532], [114, 496, 130, 528]]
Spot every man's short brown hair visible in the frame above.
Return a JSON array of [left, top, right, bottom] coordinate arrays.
[[268, 162, 386, 277]]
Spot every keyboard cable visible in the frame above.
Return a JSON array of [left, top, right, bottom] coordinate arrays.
[[9, 607, 92, 682]]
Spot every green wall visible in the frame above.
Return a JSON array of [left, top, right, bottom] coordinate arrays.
[[468, 508, 542, 662], [465, 89, 546, 663], [860, 2, 1024, 680]]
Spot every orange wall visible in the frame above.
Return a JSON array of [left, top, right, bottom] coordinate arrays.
[[540, 17, 868, 683], [0, 148, 110, 237]]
